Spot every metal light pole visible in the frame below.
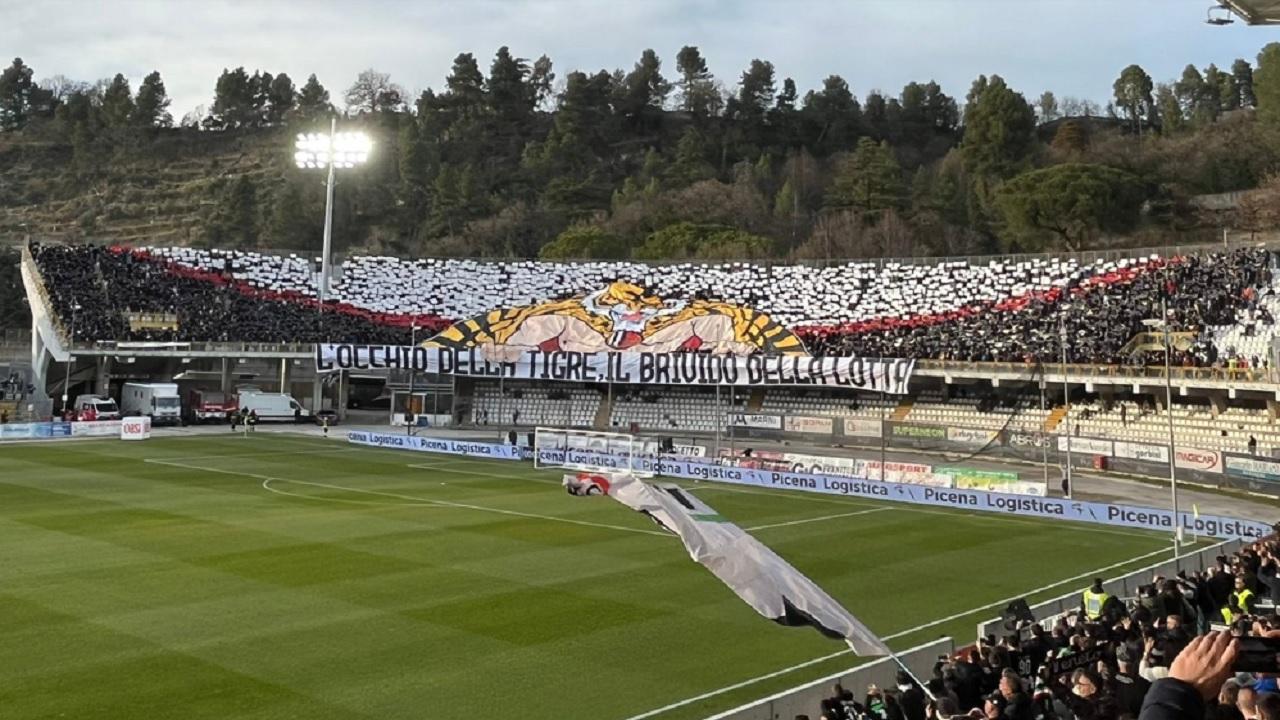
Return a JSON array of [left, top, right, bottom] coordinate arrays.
[[1060, 317, 1073, 498], [1144, 300, 1181, 558], [1039, 371, 1050, 488], [406, 324, 418, 436], [61, 304, 79, 415], [879, 354, 887, 483], [294, 121, 372, 304]]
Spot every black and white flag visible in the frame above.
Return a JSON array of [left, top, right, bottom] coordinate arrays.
[[600, 474, 889, 656]]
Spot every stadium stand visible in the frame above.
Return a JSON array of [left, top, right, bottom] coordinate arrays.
[[28, 242, 1279, 372]]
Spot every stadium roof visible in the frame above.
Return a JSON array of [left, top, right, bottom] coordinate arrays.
[[1218, 0, 1280, 24]]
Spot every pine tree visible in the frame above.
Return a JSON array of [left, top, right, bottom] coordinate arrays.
[[131, 71, 172, 128], [100, 73, 134, 128], [0, 57, 34, 131]]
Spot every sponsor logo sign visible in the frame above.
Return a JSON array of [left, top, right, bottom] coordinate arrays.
[[891, 424, 946, 440], [1225, 455, 1280, 484], [1113, 441, 1170, 464], [784, 416, 835, 434], [670, 444, 706, 458], [729, 414, 783, 430], [782, 452, 857, 477], [947, 427, 998, 446], [318, 344, 916, 392], [120, 416, 151, 441], [842, 418, 883, 438], [346, 430, 523, 460], [1007, 431, 1049, 448], [1175, 447, 1223, 474], [72, 420, 123, 437], [1057, 436, 1113, 456], [350, 433, 1272, 540]]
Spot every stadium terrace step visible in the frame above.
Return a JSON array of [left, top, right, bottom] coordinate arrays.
[[746, 389, 765, 412], [890, 398, 914, 422], [594, 390, 613, 430], [1044, 405, 1069, 432]]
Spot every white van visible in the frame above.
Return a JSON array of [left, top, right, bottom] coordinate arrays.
[[120, 383, 183, 425], [236, 391, 309, 423], [73, 394, 120, 420]]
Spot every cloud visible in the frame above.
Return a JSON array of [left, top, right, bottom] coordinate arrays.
[[0, 0, 1269, 118]]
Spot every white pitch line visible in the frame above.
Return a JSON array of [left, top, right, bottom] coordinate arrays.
[[744, 507, 892, 531], [617, 543, 1180, 720], [144, 448, 362, 463], [144, 458, 670, 538]]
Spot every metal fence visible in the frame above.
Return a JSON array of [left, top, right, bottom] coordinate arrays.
[[706, 637, 955, 720], [976, 539, 1245, 641]]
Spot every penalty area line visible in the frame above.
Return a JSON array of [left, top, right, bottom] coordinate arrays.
[[617, 543, 1180, 720]]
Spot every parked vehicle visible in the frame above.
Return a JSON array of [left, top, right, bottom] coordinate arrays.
[[120, 383, 182, 425], [187, 389, 229, 424], [236, 391, 310, 423], [73, 394, 120, 421]]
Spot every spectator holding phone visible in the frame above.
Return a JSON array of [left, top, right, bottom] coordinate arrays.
[[1139, 632, 1239, 720]]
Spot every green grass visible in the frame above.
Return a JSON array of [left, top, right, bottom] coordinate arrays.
[[0, 433, 1197, 719]]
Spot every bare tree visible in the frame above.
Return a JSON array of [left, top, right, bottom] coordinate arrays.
[[344, 68, 404, 114]]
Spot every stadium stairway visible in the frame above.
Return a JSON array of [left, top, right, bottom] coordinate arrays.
[[890, 398, 914, 421], [593, 392, 612, 429], [746, 389, 765, 412], [1044, 405, 1068, 432]]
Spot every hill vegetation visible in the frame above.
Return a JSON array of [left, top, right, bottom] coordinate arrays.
[[2, 44, 1280, 277]]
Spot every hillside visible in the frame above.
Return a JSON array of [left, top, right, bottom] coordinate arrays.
[[2, 46, 1280, 265]]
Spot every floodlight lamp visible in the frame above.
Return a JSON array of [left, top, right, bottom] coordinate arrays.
[[1207, 5, 1234, 24]]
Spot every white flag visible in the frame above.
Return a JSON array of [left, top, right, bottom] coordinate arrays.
[[591, 474, 889, 656]]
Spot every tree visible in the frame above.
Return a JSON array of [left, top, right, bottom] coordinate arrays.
[[345, 68, 403, 114], [1201, 64, 1226, 123], [131, 71, 172, 128], [1050, 120, 1088, 155], [800, 76, 861, 154], [528, 55, 555, 110], [0, 57, 34, 131], [266, 73, 296, 124], [207, 67, 255, 129], [1233, 58, 1256, 108], [676, 45, 717, 117], [539, 225, 628, 259], [619, 49, 671, 129], [488, 46, 532, 123], [446, 53, 486, 113], [825, 137, 903, 212], [1255, 43, 1280, 128], [204, 176, 258, 247], [960, 75, 1036, 179], [1154, 83, 1184, 134], [734, 59, 775, 121], [994, 163, 1146, 251], [100, 73, 134, 128], [634, 221, 772, 260], [1037, 91, 1059, 123], [667, 126, 715, 187], [1112, 64, 1153, 132], [295, 74, 332, 121]]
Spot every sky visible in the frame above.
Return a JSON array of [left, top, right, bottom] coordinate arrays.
[[1, 0, 1277, 120]]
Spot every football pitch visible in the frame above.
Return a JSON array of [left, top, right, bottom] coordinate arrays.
[[1, 433, 1199, 719]]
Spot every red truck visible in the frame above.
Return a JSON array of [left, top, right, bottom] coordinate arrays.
[[187, 389, 229, 424]]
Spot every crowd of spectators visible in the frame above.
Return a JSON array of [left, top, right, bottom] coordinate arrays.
[[812, 534, 1280, 720], [27, 243, 1277, 368]]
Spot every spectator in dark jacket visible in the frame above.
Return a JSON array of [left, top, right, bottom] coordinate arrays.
[[896, 671, 926, 720]]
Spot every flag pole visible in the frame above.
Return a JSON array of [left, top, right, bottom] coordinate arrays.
[[856, 640, 936, 702]]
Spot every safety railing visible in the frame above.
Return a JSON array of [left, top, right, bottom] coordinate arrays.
[[705, 636, 955, 720], [916, 360, 1279, 385], [976, 539, 1245, 641]]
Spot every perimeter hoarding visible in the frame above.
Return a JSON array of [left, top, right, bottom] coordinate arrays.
[[347, 431, 1269, 540]]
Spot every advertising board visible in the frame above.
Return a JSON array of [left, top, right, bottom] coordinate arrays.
[[784, 416, 835, 434]]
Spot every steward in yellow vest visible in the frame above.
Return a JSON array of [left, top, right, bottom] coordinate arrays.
[[1222, 575, 1257, 623], [1082, 579, 1113, 621]]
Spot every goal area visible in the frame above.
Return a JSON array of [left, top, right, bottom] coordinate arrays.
[[533, 427, 655, 478]]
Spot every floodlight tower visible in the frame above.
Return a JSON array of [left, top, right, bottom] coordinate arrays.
[[294, 118, 372, 304]]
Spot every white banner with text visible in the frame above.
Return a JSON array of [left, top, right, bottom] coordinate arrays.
[[318, 344, 914, 392]]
